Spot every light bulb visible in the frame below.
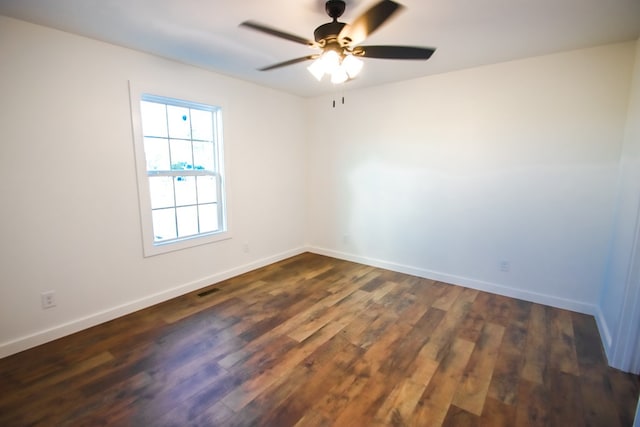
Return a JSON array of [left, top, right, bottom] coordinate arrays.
[[343, 55, 363, 78]]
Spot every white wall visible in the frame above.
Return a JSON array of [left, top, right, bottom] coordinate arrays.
[[306, 42, 636, 314], [599, 39, 640, 369], [0, 16, 307, 357]]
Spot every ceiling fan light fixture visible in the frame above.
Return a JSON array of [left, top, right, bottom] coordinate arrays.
[[330, 66, 349, 84], [343, 54, 363, 78], [307, 49, 346, 82], [307, 58, 326, 81], [320, 50, 341, 74]]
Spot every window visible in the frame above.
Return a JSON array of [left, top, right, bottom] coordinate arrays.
[[130, 85, 228, 256]]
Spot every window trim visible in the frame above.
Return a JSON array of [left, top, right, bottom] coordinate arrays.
[[129, 81, 231, 257]]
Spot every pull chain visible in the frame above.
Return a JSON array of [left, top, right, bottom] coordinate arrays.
[[332, 91, 346, 108]]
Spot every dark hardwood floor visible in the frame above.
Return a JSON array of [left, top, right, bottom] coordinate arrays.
[[1, 253, 638, 426]]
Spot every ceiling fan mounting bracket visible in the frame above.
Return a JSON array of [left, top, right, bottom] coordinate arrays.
[[325, 0, 346, 21]]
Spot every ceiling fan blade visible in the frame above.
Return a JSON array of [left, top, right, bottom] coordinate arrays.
[[241, 21, 316, 46], [356, 45, 436, 60], [339, 0, 404, 46], [258, 55, 319, 71]]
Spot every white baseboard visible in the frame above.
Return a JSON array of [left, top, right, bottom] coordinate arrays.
[[594, 303, 613, 360], [308, 246, 598, 316], [0, 247, 306, 359]]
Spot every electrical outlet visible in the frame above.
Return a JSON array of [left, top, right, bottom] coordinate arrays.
[[500, 261, 511, 273], [242, 243, 250, 253], [41, 291, 56, 309]]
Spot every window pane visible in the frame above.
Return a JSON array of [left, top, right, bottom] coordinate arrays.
[[170, 139, 193, 170], [143, 137, 170, 171], [176, 206, 198, 237], [199, 203, 219, 233], [175, 176, 197, 206], [141, 101, 168, 138], [148, 176, 174, 209], [152, 208, 177, 241], [197, 176, 217, 203], [191, 109, 213, 141], [167, 105, 191, 139], [193, 141, 215, 171]]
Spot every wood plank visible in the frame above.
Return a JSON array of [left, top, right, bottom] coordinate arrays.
[[220, 334, 301, 411], [293, 409, 332, 427], [514, 379, 549, 427], [457, 292, 489, 343], [419, 288, 479, 362], [432, 283, 464, 311], [379, 307, 445, 375], [250, 335, 362, 427], [408, 348, 440, 386], [571, 311, 607, 377], [312, 358, 376, 420], [409, 338, 476, 426], [483, 294, 512, 327], [340, 307, 397, 350], [147, 369, 240, 426], [520, 304, 549, 385], [442, 405, 480, 427], [548, 369, 586, 427], [0, 351, 114, 411], [287, 289, 373, 342], [330, 371, 397, 426], [160, 279, 267, 324], [452, 322, 505, 415], [486, 321, 528, 405], [547, 308, 580, 376], [373, 378, 428, 426], [608, 368, 640, 426], [395, 280, 443, 325], [578, 372, 621, 427], [479, 397, 516, 427]]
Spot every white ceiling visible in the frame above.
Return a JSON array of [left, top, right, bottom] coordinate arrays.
[[1, 0, 639, 97]]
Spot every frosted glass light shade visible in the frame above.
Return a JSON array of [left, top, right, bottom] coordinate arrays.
[[331, 66, 349, 84], [307, 59, 325, 81], [343, 55, 363, 78], [321, 50, 341, 74]]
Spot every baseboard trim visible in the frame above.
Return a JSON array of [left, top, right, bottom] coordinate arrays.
[[0, 247, 306, 359], [594, 304, 614, 361], [308, 246, 598, 315]]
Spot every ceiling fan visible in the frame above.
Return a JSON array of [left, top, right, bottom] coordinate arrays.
[[240, 0, 436, 84]]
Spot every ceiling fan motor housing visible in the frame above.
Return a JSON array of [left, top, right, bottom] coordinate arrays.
[[314, 21, 347, 44]]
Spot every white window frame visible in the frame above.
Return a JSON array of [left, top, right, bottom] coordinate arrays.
[[129, 81, 231, 257]]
